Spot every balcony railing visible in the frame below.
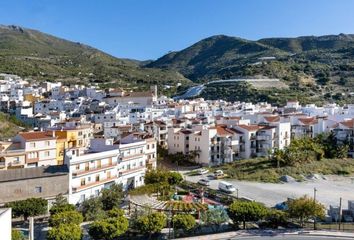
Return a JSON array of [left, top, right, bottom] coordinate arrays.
[[119, 166, 145, 176], [72, 163, 116, 177], [121, 153, 144, 161], [72, 176, 117, 192], [256, 135, 271, 141]]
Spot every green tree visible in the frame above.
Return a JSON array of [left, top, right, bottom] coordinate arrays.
[[203, 208, 229, 231], [5, 198, 47, 220], [280, 138, 324, 166], [79, 197, 106, 221], [173, 214, 196, 232], [100, 184, 124, 211], [12, 229, 25, 240], [107, 208, 125, 218], [265, 209, 288, 228], [228, 201, 268, 229], [88, 212, 129, 240], [144, 170, 169, 184], [49, 210, 83, 227], [136, 212, 167, 238], [287, 195, 325, 227], [167, 172, 183, 185], [52, 194, 68, 206], [47, 224, 82, 240], [50, 204, 76, 216]]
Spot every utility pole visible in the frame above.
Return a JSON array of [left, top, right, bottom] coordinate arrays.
[[339, 197, 342, 231], [313, 187, 317, 230], [29, 217, 34, 240]]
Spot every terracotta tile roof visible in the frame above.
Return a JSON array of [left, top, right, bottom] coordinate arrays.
[[298, 117, 318, 125], [154, 120, 166, 126], [179, 129, 193, 135], [264, 116, 280, 123], [18, 132, 56, 141], [237, 124, 263, 132], [340, 119, 354, 129]]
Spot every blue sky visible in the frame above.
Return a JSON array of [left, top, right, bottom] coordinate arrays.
[[1, 0, 354, 60]]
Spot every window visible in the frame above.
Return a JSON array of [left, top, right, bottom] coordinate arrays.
[[30, 142, 36, 148], [152, 144, 155, 149], [80, 194, 85, 202], [45, 141, 50, 146], [76, 164, 80, 170], [96, 174, 100, 182], [45, 151, 50, 157], [147, 144, 150, 150], [140, 161, 143, 166], [95, 189, 99, 196], [34, 186, 42, 193], [81, 178, 86, 186]]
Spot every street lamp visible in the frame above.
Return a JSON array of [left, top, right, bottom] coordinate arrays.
[[313, 187, 317, 230]]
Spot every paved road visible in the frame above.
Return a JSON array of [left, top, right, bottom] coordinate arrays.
[[173, 78, 281, 100], [185, 173, 354, 208]]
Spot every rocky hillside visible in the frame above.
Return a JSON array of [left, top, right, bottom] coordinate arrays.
[[0, 25, 190, 88], [148, 34, 354, 89]]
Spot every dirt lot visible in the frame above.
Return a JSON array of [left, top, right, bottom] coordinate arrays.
[[185, 173, 354, 209]]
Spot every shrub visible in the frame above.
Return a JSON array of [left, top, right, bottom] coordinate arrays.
[[228, 201, 268, 229], [50, 203, 76, 215], [136, 212, 167, 238], [47, 224, 82, 240], [89, 214, 129, 240], [173, 214, 196, 232], [49, 210, 83, 227], [12, 229, 25, 240]]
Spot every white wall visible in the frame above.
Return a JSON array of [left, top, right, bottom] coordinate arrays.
[[0, 208, 11, 240]]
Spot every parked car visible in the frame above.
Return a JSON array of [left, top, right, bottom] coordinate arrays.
[[198, 168, 209, 175], [218, 181, 236, 193], [214, 170, 224, 179], [198, 178, 210, 186]]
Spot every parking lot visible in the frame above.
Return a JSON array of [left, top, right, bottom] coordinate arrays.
[[184, 172, 354, 209]]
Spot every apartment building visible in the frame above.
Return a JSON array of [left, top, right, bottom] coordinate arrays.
[[168, 125, 240, 166], [333, 118, 354, 157], [12, 132, 57, 167], [0, 142, 26, 170], [65, 141, 119, 204], [117, 133, 153, 191]]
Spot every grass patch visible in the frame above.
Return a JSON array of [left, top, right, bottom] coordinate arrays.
[[213, 157, 354, 183]]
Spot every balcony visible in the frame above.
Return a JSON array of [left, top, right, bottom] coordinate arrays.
[[119, 166, 145, 176], [72, 163, 116, 177], [72, 176, 117, 192], [121, 153, 144, 161], [226, 139, 239, 146], [256, 135, 271, 141], [26, 158, 39, 164]]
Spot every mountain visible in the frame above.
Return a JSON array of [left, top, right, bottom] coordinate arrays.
[[148, 34, 354, 86], [148, 35, 289, 81], [148, 34, 354, 105], [0, 25, 190, 88]]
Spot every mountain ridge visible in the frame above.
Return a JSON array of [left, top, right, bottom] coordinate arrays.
[[0, 25, 190, 88]]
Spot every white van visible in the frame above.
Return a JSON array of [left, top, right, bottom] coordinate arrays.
[[218, 181, 236, 193]]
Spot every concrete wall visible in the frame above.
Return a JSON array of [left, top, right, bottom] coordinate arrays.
[[0, 175, 69, 204]]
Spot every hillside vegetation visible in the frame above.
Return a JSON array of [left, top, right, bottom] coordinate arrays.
[[149, 34, 354, 104], [0, 112, 25, 140], [0, 25, 190, 89]]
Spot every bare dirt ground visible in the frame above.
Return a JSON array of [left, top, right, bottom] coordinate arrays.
[[185, 173, 354, 209]]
